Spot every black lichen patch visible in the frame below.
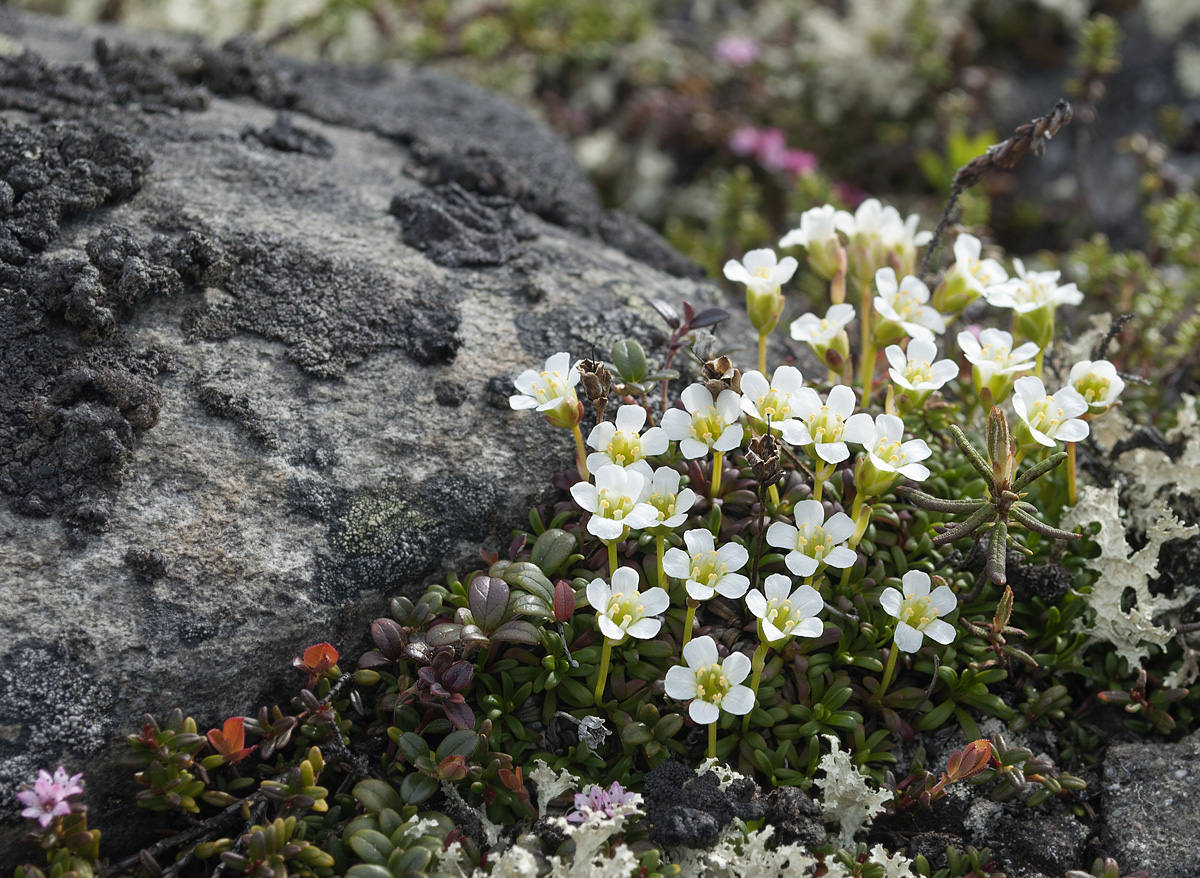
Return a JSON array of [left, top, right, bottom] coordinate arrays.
[[0, 121, 149, 269], [92, 38, 211, 111], [389, 183, 535, 268], [762, 786, 825, 850], [123, 545, 168, 580], [644, 761, 765, 849], [408, 141, 528, 202], [214, 231, 440, 379], [297, 473, 496, 601], [194, 376, 281, 451], [403, 299, 461, 366], [243, 111, 334, 159], [434, 380, 466, 407]]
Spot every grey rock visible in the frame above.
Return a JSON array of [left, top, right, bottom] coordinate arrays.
[[0, 9, 731, 867], [1101, 731, 1200, 878]]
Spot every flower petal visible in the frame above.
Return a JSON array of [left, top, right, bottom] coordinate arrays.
[[690, 699, 720, 725], [664, 666, 697, 700], [722, 652, 752, 685], [923, 619, 957, 645], [893, 621, 925, 653], [640, 586, 671, 616], [721, 684, 755, 715], [684, 635, 721, 669], [879, 587, 903, 617], [626, 618, 662, 640]]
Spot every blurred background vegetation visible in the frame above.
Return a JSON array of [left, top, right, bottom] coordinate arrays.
[[10, 0, 1200, 413]]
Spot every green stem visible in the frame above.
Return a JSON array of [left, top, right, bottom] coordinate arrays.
[[848, 493, 871, 551], [593, 636, 614, 706], [767, 482, 780, 509], [812, 461, 833, 503], [681, 598, 698, 650], [708, 721, 717, 760], [741, 642, 769, 732], [875, 644, 900, 704], [607, 540, 619, 581], [571, 423, 591, 481], [656, 533, 666, 589], [859, 280, 875, 399], [757, 331, 769, 376], [1067, 441, 1078, 506], [1034, 348, 1045, 380], [710, 451, 724, 498]]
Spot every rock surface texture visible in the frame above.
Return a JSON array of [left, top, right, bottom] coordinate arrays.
[[0, 9, 721, 862]]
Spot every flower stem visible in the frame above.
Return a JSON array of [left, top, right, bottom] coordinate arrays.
[[656, 534, 666, 588], [848, 493, 871, 551], [607, 540, 619, 581], [812, 461, 833, 503], [571, 424, 591, 481], [757, 331, 768, 375], [708, 721, 717, 760], [741, 642, 769, 732], [859, 281, 875, 399], [593, 636, 614, 706], [767, 482, 780, 509], [1067, 441, 1078, 506], [1034, 348, 1045, 380], [875, 644, 900, 704], [831, 268, 846, 306], [681, 598, 699, 650], [710, 451, 724, 498]]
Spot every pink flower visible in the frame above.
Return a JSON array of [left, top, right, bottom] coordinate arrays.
[[729, 126, 761, 156], [756, 128, 788, 171], [17, 767, 83, 828], [567, 781, 641, 823], [714, 35, 760, 67], [783, 149, 818, 176]]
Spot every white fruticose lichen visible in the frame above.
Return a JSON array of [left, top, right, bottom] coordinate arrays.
[[1061, 486, 1198, 668], [545, 802, 642, 878], [696, 756, 748, 791], [529, 759, 578, 817], [813, 734, 892, 847], [668, 821, 821, 878]]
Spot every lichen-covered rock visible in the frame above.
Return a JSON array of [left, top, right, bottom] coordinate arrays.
[[0, 9, 732, 866]]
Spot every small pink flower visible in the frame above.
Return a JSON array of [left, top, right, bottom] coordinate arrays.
[[714, 35, 760, 67], [17, 767, 83, 828], [567, 780, 640, 823], [755, 128, 788, 171], [783, 149, 818, 176], [730, 126, 761, 156]]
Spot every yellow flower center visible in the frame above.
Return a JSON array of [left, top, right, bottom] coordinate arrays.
[[1027, 397, 1065, 435], [1075, 374, 1111, 405], [874, 438, 908, 468], [752, 267, 772, 279], [606, 432, 643, 466], [763, 597, 798, 636], [898, 595, 938, 629], [756, 389, 792, 422], [597, 488, 635, 521], [648, 491, 677, 519], [606, 592, 644, 630], [903, 359, 933, 386], [533, 369, 575, 403], [805, 405, 846, 443], [689, 551, 729, 589], [795, 524, 834, 560], [694, 664, 730, 705], [690, 407, 724, 446]]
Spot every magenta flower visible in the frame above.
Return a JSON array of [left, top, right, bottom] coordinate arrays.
[[755, 128, 788, 171], [782, 149, 818, 176], [715, 35, 760, 67], [566, 780, 641, 823], [729, 126, 761, 156], [17, 766, 83, 827]]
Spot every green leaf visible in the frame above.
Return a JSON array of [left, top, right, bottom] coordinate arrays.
[[353, 779, 405, 814], [397, 732, 428, 764], [346, 866, 394, 878], [620, 722, 654, 746], [611, 339, 648, 383], [437, 729, 479, 762], [347, 830, 393, 865], [491, 619, 543, 645], [400, 772, 438, 805]]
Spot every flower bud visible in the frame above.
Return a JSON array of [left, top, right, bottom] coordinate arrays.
[[746, 286, 784, 335], [986, 407, 1013, 487], [932, 264, 980, 315], [544, 396, 584, 430]]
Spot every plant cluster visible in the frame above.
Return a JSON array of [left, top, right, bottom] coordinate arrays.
[[15, 172, 1198, 877]]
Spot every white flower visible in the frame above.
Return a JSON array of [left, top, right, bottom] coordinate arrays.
[[861, 414, 931, 483], [885, 338, 958, 395], [1068, 360, 1125, 413], [660, 384, 744, 459], [834, 198, 903, 241], [739, 365, 805, 430], [643, 466, 697, 531], [586, 404, 669, 477], [510, 351, 579, 411], [835, 199, 930, 278], [790, 303, 856, 347], [983, 258, 1083, 314], [722, 248, 799, 295], [958, 328, 1039, 403], [745, 574, 824, 645], [664, 636, 755, 724], [873, 268, 946, 341], [766, 500, 857, 577], [780, 204, 839, 250], [879, 570, 957, 653], [586, 566, 670, 641], [570, 465, 658, 541], [663, 529, 750, 601], [953, 233, 1008, 292], [1012, 376, 1090, 447], [780, 384, 873, 464], [882, 209, 933, 250]]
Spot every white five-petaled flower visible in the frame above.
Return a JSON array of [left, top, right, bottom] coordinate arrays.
[[663, 528, 750, 601], [745, 574, 824, 646], [766, 499, 857, 577], [722, 248, 799, 294], [643, 466, 697, 531], [790, 303, 856, 347], [879, 570, 958, 653], [860, 414, 932, 487], [586, 404, 669, 477], [509, 351, 580, 413], [1068, 360, 1125, 414], [885, 338, 958, 397], [660, 384, 744, 459], [780, 384, 873, 464], [1012, 376, 1090, 448], [873, 268, 946, 341], [779, 205, 845, 280], [834, 199, 932, 248], [570, 465, 658, 541], [664, 636, 755, 724], [953, 233, 1008, 292], [983, 258, 1083, 314], [739, 365, 805, 430], [957, 328, 1039, 404], [586, 566, 670, 642]]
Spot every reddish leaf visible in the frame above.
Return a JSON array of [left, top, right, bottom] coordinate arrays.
[[207, 717, 255, 764], [294, 642, 338, 687]]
